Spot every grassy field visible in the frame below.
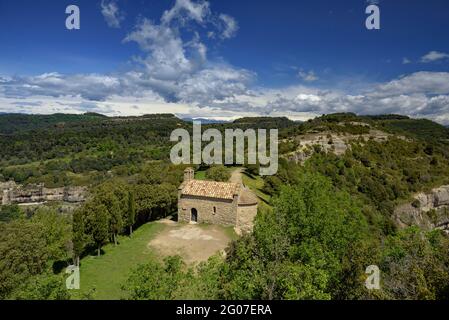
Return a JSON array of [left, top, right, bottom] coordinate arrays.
[[72, 222, 166, 300]]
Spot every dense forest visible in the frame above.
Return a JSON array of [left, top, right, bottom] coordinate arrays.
[[1, 112, 449, 300]]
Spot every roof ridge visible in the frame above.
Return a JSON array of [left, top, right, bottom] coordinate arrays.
[[181, 179, 240, 200]]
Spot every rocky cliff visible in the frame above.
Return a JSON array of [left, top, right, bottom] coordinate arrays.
[[0, 181, 87, 205], [285, 128, 396, 164], [394, 185, 449, 234]]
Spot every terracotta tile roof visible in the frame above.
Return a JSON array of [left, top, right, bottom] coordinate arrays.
[[181, 180, 240, 200]]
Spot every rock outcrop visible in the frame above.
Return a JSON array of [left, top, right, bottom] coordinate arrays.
[[285, 129, 394, 164], [394, 185, 449, 234], [0, 181, 87, 205]]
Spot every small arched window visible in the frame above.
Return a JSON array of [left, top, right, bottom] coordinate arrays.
[[213, 206, 217, 215]]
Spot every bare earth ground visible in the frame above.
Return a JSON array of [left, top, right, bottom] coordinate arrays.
[[229, 167, 244, 184], [149, 220, 234, 264]]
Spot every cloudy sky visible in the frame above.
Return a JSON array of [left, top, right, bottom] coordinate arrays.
[[1, 0, 449, 123]]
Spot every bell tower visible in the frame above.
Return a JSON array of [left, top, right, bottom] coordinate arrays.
[[184, 167, 194, 182]]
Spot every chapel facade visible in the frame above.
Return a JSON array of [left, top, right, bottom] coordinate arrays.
[[177, 168, 258, 234]]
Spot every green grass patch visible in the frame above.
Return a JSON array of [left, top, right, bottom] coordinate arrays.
[[222, 226, 239, 241], [194, 170, 206, 180], [72, 222, 166, 300], [242, 173, 271, 204]]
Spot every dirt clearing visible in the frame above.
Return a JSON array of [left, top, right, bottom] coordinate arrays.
[[149, 221, 235, 264]]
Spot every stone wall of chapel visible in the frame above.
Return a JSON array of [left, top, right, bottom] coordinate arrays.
[[178, 196, 237, 226], [236, 204, 258, 234]]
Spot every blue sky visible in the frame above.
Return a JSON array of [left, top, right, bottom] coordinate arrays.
[[1, 0, 449, 123]]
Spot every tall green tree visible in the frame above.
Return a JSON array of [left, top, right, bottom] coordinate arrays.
[[134, 183, 177, 221], [84, 202, 110, 257], [31, 207, 72, 263], [72, 206, 91, 265], [95, 188, 122, 246], [127, 191, 136, 235]]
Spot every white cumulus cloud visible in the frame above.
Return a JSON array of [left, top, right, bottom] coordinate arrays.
[[421, 51, 449, 63], [161, 0, 211, 25], [101, 0, 124, 29], [2, 0, 449, 125], [218, 14, 239, 39]]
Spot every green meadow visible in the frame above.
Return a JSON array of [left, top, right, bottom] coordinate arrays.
[[72, 222, 165, 300]]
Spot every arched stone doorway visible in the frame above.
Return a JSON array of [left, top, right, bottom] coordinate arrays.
[[191, 208, 198, 223]]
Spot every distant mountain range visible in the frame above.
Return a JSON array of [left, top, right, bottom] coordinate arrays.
[[180, 117, 231, 124]]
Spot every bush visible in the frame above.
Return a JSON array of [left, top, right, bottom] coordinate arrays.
[[0, 205, 23, 222], [205, 166, 231, 182]]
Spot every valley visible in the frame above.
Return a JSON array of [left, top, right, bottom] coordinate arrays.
[[1, 112, 449, 300]]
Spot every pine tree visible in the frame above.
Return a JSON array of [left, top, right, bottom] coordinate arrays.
[[128, 191, 136, 235], [85, 203, 109, 257], [72, 206, 91, 265]]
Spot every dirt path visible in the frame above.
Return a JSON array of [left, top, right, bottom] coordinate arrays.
[[149, 222, 233, 264], [229, 167, 244, 184]]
